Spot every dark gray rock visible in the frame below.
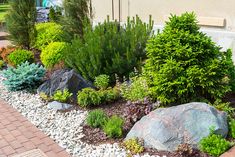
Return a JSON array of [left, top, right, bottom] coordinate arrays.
[[47, 101, 73, 111], [126, 102, 228, 151], [37, 69, 94, 100]]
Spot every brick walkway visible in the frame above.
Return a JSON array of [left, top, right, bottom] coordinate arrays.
[[0, 100, 70, 157], [220, 146, 235, 157]]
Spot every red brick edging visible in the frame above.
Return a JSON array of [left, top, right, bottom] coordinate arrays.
[[0, 100, 70, 157]]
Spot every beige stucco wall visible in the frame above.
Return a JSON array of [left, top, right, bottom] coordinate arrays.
[[92, 0, 235, 31], [92, 0, 235, 63]]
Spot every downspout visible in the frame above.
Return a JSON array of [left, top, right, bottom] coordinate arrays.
[[112, 0, 114, 20]]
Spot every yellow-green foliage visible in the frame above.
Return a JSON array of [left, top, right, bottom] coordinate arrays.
[[40, 42, 67, 68], [35, 22, 64, 50], [0, 60, 4, 69], [122, 138, 144, 155], [94, 74, 110, 90], [100, 87, 120, 103], [52, 89, 72, 103], [77, 88, 102, 108], [8, 49, 34, 66], [39, 92, 52, 101]]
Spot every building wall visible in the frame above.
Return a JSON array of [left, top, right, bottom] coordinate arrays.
[[92, 0, 235, 31], [92, 0, 235, 62]]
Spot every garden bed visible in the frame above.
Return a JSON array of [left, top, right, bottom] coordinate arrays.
[[0, 73, 127, 157]]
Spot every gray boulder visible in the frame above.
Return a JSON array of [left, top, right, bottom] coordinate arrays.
[[37, 69, 94, 100], [47, 101, 73, 111], [126, 102, 228, 151]]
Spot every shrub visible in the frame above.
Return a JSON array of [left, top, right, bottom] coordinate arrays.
[[35, 22, 64, 50], [144, 12, 235, 104], [122, 138, 144, 155], [0, 47, 15, 63], [64, 16, 153, 82], [103, 115, 124, 138], [100, 87, 120, 102], [229, 118, 235, 138], [61, 0, 91, 40], [121, 76, 150, 102], [0, 60, 4, 69], [5, 0, 36, 48], [52, 89, 72, 103], [49, 6, 62, 22], [77, 88, 101, 108], [40, 42, 67, 68], [39, 92, 52, 102], [86, 109, 108, 128], [7, 49, 34, 67], [2, 62, 45, 91], [199, 128, 231, 157], [94, 74, 110, 90]]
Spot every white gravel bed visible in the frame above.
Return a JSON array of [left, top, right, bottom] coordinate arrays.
[[0, 72, 159, 157]]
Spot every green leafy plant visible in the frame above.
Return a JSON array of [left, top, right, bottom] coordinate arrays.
[[94, 74, 110, 90], [0, 59, 4, 69], [64, 16, 153, 83], [77, 88, 101, 108], [100, 87, 120, 102], [122, 138, 144, 155], [35, 22, 64, 50], [144, 12, 235, 104], [199, 127, 231, 157], [2, 62, 45, 91], [229, 118, 235, 138], [5, 0, 36, 49], [39, 92, 52, 101], [40, 42, 67, 68], [121, 76, 150, 101], [52, 89, 72, 103], [86, 109, 108, 128], [103, 115, 124, 138], [7, 49, 34, 66]]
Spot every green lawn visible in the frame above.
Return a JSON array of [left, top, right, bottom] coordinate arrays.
[[0, 4, 9, 22]]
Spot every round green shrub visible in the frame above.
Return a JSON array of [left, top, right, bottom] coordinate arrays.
[[40, 42, 67, 68], [8, 49, 34, 66], [77, 88, 102, 108], [103, 115, 124, 138], [144, 12, 235, 104], [86, 109, 108, 128], [100, 87, 120, 102], [94, 74, 110, 90], [35, 22, 64, 50], [199, 132, 231, 157]]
